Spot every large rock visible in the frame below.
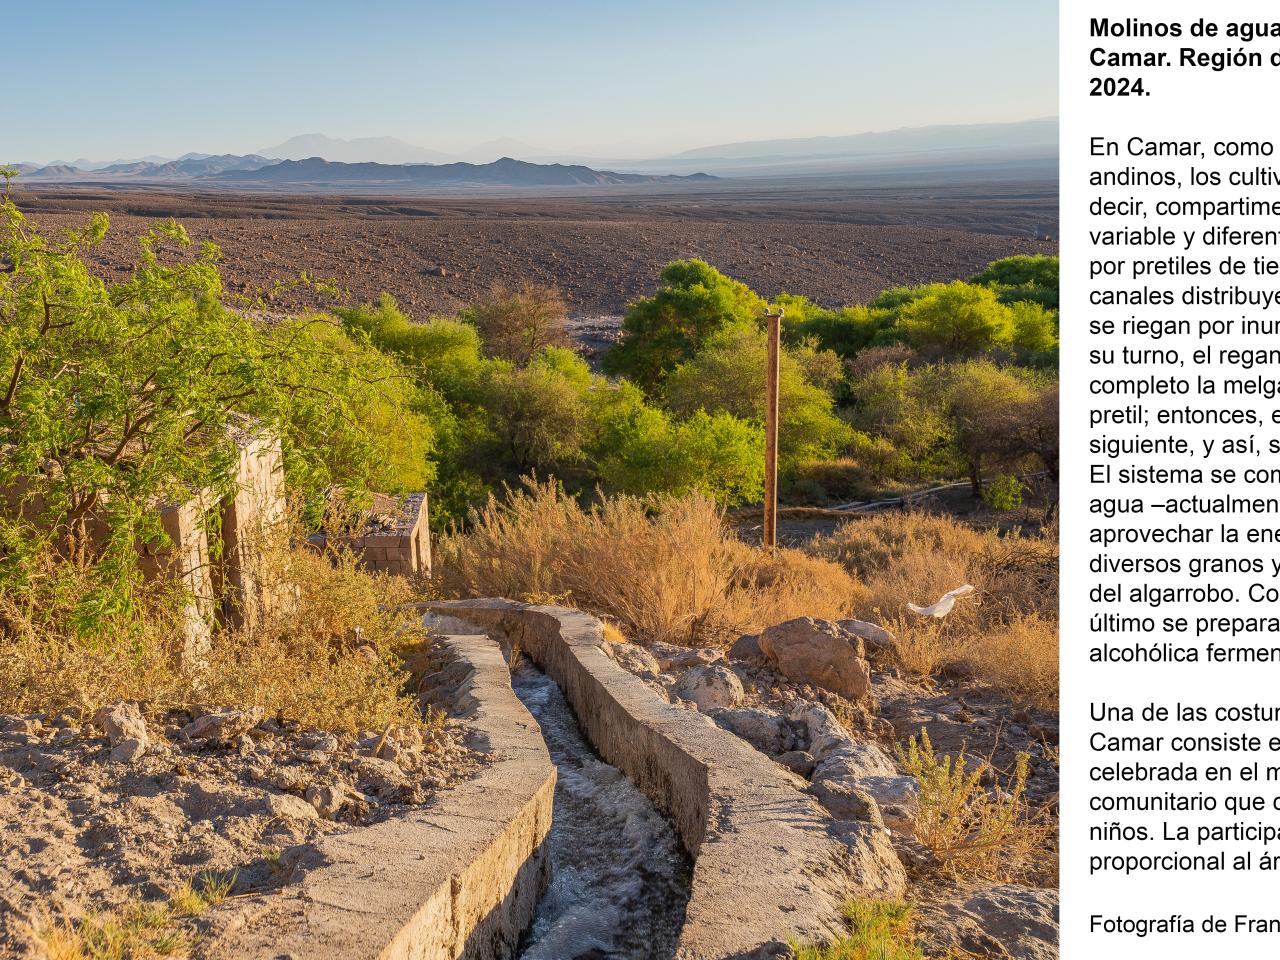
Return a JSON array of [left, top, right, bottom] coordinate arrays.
[[709, 706, 791, 756], [918, 885, 1059, 960], [672, 664, 745, 711], [758, 618, 871, 700]]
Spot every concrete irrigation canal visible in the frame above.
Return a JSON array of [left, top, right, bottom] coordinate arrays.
[[511, 665, 690, 959], [205, 599, 905, 960]]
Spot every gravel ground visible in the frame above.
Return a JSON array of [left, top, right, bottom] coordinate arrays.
[[0, 706, 482, 958], [17, 183, 1057, 318]]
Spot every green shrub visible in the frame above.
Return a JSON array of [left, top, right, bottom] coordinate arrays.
[[982, 474, 1026, 511], [972, 254, 1060, 308], [793, 900, 924, 960], [597, 406, 765, 505], [897, 281, 1015, 356]]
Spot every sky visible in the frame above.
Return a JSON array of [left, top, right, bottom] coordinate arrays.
[[7, 0, 1058, 164]]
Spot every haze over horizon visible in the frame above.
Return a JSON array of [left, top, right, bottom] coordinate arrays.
[[9, 0, 1057, 165]]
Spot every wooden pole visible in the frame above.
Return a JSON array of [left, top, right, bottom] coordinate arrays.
[[762, 307, 783, 555]]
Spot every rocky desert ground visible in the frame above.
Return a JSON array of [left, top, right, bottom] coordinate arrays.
[[16, 180, 1057, 318]]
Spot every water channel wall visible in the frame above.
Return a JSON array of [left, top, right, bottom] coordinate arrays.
[[204, 629, 556, 960], [430, 599, 906, 960]]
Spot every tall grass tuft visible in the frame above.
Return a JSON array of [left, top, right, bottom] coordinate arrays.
[[810, 511, 1058, 708], [438, 478, 862, 647], [0, 517, 429, 733]]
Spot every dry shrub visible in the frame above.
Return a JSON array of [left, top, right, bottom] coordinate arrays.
[[438, 478, 858, 646], [810, 511, 1058, 709], [0, 567, 197, 717], [961, 613, 1058, 710], [898, 729, 1055, 885], [0, 522, 427, 732], [468, 281, 570, 365], [199, 536, 424, 732]]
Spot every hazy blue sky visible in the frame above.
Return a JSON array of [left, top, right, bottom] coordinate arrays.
[[9, 0, 1057, 163]]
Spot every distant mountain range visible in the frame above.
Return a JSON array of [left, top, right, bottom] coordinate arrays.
[[216, 157, 716, 187], [13, 155, 715, 189], [10, 118, 1056, 189]]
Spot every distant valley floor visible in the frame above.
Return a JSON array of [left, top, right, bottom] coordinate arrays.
[[19, 180, 1058, 316]]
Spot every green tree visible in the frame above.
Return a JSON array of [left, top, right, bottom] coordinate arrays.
[[938, 360, 1039, 495], [480, 350, 590, 476], [972, 255, 1060, 308], [897, 282, 1016, 357], [663, 326, 852, 469], [603, 259, 765, 390], [848, 361, 953, 480], [0, 186, 428, 625], [1009, 300, 1059, 354]]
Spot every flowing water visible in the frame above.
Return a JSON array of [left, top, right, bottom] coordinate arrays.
[[512, 664, 691, 960]]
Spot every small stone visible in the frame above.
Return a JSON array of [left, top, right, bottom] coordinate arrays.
[[810, 776, 885, 827], [305, 782, 350, 818], [605, 641, 661, 676], [265, 792, 320, 822], [835, 618, 895, 651], [672, 664, 745, 711], [300, 733, 339, 753], [646, 641, 723, 672], [812, 743, 898, 781], [860, 775, 920, 833], [181, 707, 265, 741], [352, 756, 410, 798], [727, 634, 765, 663], [376, 738, 407, 764], [109, 738, 148, 764], [790, 702, 856, 761], [2, 715, 45, 736], [709, 706, 789, 755], [271, 767, 310, 793], [94, 703, 148, 746]]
